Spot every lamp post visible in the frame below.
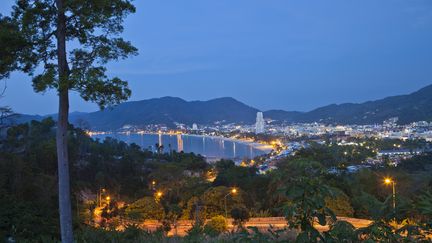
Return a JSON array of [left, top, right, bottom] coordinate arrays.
[[224, 188, 237, 218], [384, 178, 396, 217], [98, 188, 106, 207]]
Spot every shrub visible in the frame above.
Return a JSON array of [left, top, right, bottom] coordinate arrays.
[[230, 206, 250, 228], [204, 215, 228, 236], [325, 220, 357, 242]]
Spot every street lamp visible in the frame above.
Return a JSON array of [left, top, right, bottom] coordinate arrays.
[[224, 188, 237, 218], [384, 177, 396, 217], [151, 180, 157, 191], [155, 191, 163, 200], [105, 196, 111, 206]]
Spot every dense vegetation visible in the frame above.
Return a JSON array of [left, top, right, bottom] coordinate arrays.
[[0, 119, 431, 242], [267, 84, 432, 124]]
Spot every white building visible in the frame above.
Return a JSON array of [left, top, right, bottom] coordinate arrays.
[[192, 123, 198, 131], [255, 112, 265, 134]]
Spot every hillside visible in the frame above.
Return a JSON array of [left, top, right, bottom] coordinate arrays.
[[11, 84, 432, 129], [71, 97, 259, 130], [268, 84, 432, 124]]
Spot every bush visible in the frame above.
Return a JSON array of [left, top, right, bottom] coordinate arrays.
[[76, 226, 169, 243], [325, 220, 357, 242], [204, 215, 228, 236], [230, 206, 250, 228]]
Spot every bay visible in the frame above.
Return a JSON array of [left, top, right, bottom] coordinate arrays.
[[91, 133, 270, 162]]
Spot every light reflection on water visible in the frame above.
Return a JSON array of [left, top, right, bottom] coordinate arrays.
[[92, 133, 269, 161]]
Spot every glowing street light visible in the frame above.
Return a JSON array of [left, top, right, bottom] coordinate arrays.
[[151, 180, 157, 190], [224, 188, 238, 218], [384, 177, 396, 217], [155, 191, 163, 200]]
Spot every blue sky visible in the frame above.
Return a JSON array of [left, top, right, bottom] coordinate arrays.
[[1, 0, 432, 115]]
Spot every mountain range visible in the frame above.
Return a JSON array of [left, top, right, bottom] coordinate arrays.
[[13, 84, 432, 130]]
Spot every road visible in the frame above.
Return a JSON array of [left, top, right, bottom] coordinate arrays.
[[136, 217, 373, 237]]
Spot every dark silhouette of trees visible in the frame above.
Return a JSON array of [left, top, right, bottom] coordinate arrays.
[[0, 1, 137, 241]]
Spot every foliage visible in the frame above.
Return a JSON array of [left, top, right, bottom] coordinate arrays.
[[200, 186, 244, 218], [324, 221, 357, 242], [125, 197, 164, 221], [416, 190, 432, 220], [294, 142, 374, 167], [230, 206, 250, 229], [278, 159, 337, 242], [351, 192, 384, 219], [356, 220, 401, 243], [1, 0, 138, 108], [325, 189, 354, 217], [398, 153, 432, 172], [1, 0, 138, 240], [203, 215, 227, 237], [283, 176, 337, 242], [1, 120, 432, 241], [76, 225, 170, 243]]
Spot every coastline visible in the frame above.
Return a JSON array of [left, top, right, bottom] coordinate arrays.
[[89, 131, 273, 153]]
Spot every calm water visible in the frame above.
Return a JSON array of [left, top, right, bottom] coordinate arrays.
[[92, 133, 269, 161]]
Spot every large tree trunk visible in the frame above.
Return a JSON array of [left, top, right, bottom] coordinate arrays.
[[56, 0, 74, 242], [57, 90, 73, 242]]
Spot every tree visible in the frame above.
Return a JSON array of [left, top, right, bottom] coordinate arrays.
[[0, 81, 17, 130], [325, 189, 354, 217], [275, 159, 336, 242], [201, 186, 244, 219], [125, 197, 164, 222], [0, 1, 137, 242], [230, 206, 250, 229], [283, 176, 336, 243], [0, 106, 16, 129]]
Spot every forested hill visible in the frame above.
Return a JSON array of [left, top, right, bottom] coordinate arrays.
[[12, 84, 432, 129], [73, 97, 259, 130], [265, 84, 432, 124]]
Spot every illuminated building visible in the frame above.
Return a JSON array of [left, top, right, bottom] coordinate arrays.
[[255, 112, 265, 134], [192, 123, 198, 130]]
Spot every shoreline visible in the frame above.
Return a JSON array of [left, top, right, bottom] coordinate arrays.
[[89, 131, 273, 153]]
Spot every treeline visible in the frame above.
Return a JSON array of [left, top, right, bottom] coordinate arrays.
[[1, 118, 432, 242]]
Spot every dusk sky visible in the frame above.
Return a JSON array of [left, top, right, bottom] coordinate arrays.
[[1, 0, 432, 115]]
